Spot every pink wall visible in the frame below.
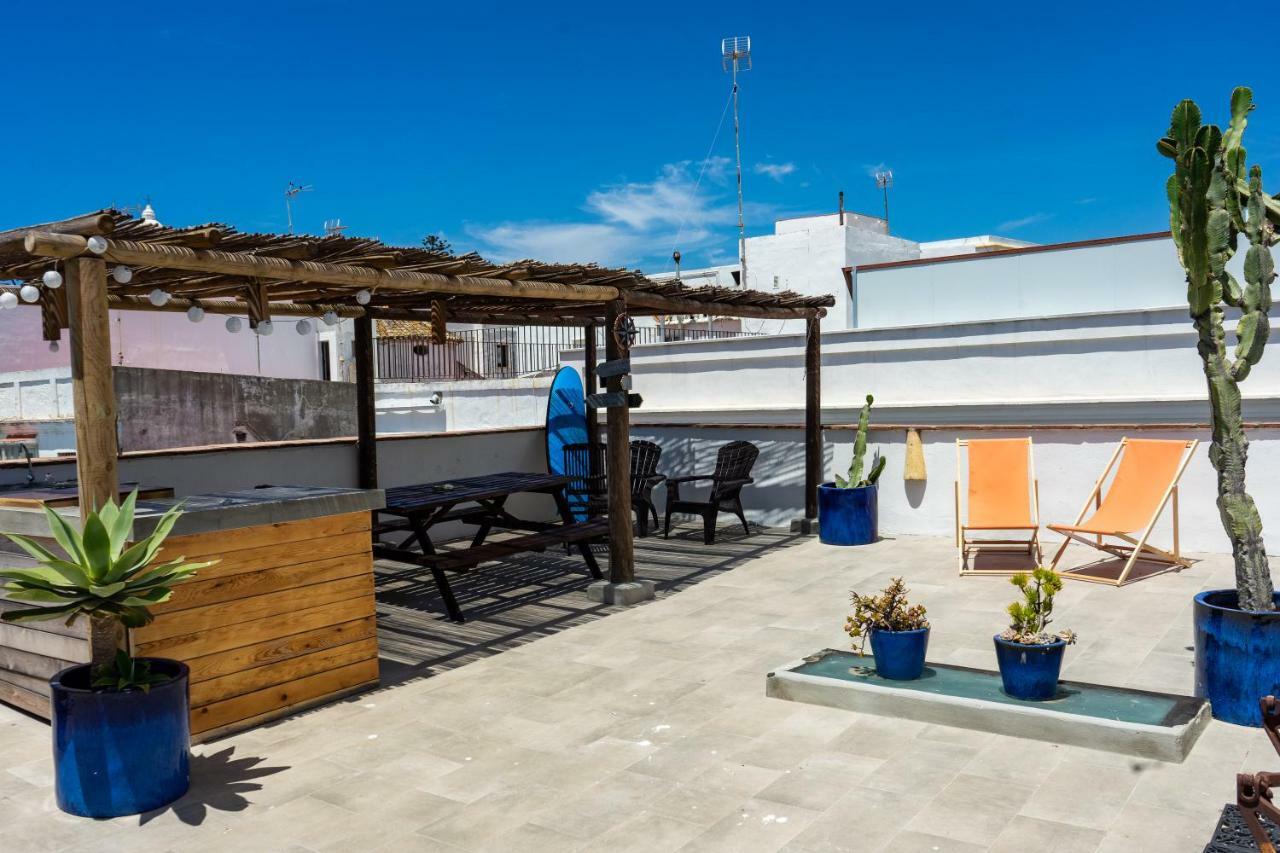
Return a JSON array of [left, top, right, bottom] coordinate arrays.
[[0, 308, 320, 379]]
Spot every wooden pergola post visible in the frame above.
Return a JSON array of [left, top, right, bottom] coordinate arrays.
[[65, 257, 118, 512], [604, 302, 634, 583], [583, 324, 601, 471], [354, 315, 378, 489], [65, 256, 123, 663], [587, 303, 654, 605], [798, 315, 822, 534]]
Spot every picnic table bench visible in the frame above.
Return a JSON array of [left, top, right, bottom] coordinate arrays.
[[372, 472, 605, 621]]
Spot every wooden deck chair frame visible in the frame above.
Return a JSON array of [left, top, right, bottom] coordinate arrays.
[[1047, 437, 1199, 587], [955, 438, 1042, 576]]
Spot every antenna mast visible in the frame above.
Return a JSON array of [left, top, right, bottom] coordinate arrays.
[[874, 170, 894, 231], [722, 36, 751, 288], [284, 181, 314, 235]]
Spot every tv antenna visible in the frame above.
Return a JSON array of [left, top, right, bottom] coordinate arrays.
[[874, 170, 894, 230], [324, 219, 348, 237], [284, 182, 313, 235], [721, 36, 751, 288]]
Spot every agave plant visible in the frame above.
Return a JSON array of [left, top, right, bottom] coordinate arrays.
[[0, 492, 213, 683]]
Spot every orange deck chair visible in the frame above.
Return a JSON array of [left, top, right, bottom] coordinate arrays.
[[955, 438, 1041, 576], [1047, 437, 1198, 586]]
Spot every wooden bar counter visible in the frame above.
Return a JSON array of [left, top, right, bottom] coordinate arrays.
[[0, 485, 384, 741]]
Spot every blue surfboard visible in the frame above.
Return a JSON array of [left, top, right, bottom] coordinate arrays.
[[546, 366, 591, 520]]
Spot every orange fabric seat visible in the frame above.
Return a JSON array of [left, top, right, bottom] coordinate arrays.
[[964, 438, 1037, 530], [1048, 439, 1191, 536], [1048, 437, 1197, 586], [956, 438, 1041, 575]]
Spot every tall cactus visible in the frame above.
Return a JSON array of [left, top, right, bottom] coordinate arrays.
[[1160, 87, 1280, 611], [834, 394, 886, 488]]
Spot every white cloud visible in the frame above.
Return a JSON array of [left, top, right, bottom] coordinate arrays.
[[468, 159, 733, 268], [995, 212, 1053, 232], [753, 161, 796, 182]]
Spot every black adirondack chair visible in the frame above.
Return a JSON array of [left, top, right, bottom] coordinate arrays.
[[663, 440, 759, 544], [562, 439, 667, 536]]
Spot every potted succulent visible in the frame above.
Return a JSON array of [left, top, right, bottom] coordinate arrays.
[[846, 577, 930, 680], [819, 394, 886, 546], [993, 568, 1076, 701], [0, 492, 212, 818], [1160, 88, 1280, 726]]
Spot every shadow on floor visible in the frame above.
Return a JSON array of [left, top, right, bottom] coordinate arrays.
[[137, 746, 289, 826], [374, 521, 805, 687]]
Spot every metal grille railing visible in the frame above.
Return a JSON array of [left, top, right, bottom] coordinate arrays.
[[376, 325, 753, 382]]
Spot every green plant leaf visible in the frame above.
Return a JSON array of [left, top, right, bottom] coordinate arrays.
[[107, 490, 138, 561], [0, 602, 84, 623], [80, 513, 112, 582], [41, 505, 86, 565]]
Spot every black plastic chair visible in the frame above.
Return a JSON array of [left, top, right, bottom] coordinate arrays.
[[664, 440, 759, 544], [562, 439, 667, 536]]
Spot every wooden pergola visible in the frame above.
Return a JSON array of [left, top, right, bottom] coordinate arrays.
[[0, 210, 833, 588]]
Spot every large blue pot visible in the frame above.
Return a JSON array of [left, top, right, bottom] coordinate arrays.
[[51, 658, 190, 818], [1194, 590, 1280, 727], [870, 627, 930, 680], [993, 636, 1066, 701], [818, 483, 877, 546]]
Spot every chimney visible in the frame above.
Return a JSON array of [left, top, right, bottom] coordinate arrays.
[[838, 191, 845, 226]]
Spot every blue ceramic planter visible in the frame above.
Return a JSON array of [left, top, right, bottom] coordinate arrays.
[[993, 636, 1065, 701], [1194, 590, 1280, 727], [818, 483, 877, 546], [51, 659, 190, 818], [869, 627, 930, 680]]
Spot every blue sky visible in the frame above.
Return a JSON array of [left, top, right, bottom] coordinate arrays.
[[3, 1, 1277, 273]]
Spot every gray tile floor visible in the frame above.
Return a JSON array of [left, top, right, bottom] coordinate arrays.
[[0, 530, 1271, 852]]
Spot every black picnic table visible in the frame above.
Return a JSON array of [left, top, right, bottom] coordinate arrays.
[[372, 472, 606, 622]]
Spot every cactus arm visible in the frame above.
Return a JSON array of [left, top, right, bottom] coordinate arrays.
[[1165, 89, 1276, 611], [848, 395, 871, 486], [865, 453, 886, 486]]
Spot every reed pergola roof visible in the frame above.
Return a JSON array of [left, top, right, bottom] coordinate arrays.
[[0, 210, 832, 327]]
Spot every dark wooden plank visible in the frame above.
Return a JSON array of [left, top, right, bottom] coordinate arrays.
[[804, 315, 822, 521], [355, 315, 378, 489], [604, 301, 635, 583], [381, 472, 571, 513], [0, 677, 48, 719]]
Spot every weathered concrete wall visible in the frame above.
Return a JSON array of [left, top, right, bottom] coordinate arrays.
[[0, 426, 554, 541], [114, 367, 357, 451]]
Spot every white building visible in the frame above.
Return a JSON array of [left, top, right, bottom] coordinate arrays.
[[648, 210, 1032, 333]]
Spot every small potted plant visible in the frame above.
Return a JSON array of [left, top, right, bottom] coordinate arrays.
[[819, 394, 885, 546], [0, 492, 212, 818], [993, 568, 1076, 701], [846, 577, 930, 680]]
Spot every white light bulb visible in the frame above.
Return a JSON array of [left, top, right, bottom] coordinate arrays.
[[111, 265, 133, 284], [19, 284, 40, 303], [295, 319, 313, 335], [48, 341, 60, 353], [0, 292, 17, 310], [86, 236, 108, 255], [225, 316, 243, 333], [148, 288, 170, 307], [42, 270, 63, 289], [322, 310, 339, 326], [255, 320, 274, 336], [355, 289, 372, 305], [187, 305, 205, 323]]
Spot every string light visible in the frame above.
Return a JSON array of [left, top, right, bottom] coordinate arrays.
[[187, 305, 205, 323], [148, 288, 170, 307], [111, 266, 133, 284], [322, 311, 339, 326], [42, 270, 63, 289], [86, 236, 108, 255], [355, 289, 372, 305], [295, 319, 313, 335], [225, 316, 243, 333], [19, 284, 40, 303], [255, 320, 274, 336], [48, 341, 59, 353], [0, 292, 17, 310]]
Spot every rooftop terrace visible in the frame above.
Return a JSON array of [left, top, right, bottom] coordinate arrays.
[[0, 531, 1260, 852]]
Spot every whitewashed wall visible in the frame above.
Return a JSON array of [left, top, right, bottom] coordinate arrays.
[[567, 304, 1280, 555], [852, 235, 1208, 328]]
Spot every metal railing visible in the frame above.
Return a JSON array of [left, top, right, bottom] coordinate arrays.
[[376, 325, 753, 382]]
